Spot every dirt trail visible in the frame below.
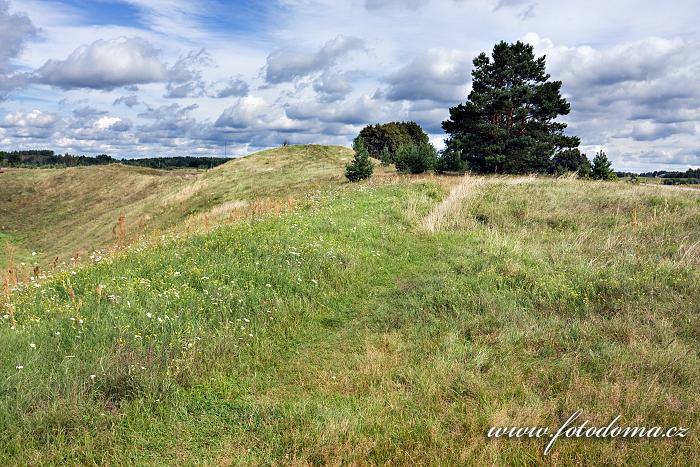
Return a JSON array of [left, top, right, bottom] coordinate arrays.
[[421, 175, 486, 232], [421, 175, 540, 232]]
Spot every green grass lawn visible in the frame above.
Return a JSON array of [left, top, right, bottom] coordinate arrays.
[[1, 175, 699, 464]]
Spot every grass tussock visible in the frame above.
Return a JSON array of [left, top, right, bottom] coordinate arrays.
[[0, 174, 698, 464]]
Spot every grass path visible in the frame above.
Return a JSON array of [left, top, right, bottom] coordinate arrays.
[[421, 175, 485, 232]]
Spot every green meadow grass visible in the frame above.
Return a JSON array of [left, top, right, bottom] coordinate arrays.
[[1, 175, 699, 464]]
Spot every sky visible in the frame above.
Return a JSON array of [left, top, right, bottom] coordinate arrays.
[[0, 0, 699, 171]]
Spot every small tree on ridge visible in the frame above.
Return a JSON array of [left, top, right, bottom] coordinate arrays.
[[591, 150, 617, 180], [345, 138, 374, 182]]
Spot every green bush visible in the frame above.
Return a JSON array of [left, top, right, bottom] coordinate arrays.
[[395, 143, 437, 174], [379, 147, 392, 166], [550, 149, 591, 177], [435, 148, 468, 173], [355, 122, 429, 162]]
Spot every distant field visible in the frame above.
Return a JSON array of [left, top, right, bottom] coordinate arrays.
[[0, 145, 353, 270], [1, 169, 698, 464]]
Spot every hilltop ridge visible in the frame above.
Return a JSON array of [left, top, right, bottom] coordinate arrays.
[[0, 144, 353, 268]]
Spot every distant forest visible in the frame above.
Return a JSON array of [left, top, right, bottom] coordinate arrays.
[[617, 168, 700, 185], [0, 150, 232, 170]]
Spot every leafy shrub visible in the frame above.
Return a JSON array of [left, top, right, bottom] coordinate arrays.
[[436, 148, 468, 173], [395, 143, 437, 174], [355, 122, 429, 162], [379, 147, 392, 166], [550, 148, 591, 177]]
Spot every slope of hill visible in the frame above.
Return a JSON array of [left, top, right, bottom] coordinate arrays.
[[0, 145, 353, 269], [1, 175, 699, 464]]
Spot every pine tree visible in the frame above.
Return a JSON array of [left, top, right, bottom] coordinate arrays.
[[591, 150, 617, 180], [345, 138, 374, 182], [442, 41, 579, 174]]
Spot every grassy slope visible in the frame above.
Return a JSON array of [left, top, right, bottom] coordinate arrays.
[[1, 175, 699, 464], [0, 145, 353, 268]]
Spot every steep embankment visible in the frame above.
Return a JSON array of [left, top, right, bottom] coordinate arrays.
[[0, 145, 353, 268]]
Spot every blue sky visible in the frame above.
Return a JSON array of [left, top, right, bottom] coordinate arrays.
[[0, 0, 699, 170]]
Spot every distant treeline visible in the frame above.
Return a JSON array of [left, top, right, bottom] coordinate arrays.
[[122, 157, 232, 170], [0, 150, 232, 170], [616, 168, 700, 185], [637, 168, 700, 179]]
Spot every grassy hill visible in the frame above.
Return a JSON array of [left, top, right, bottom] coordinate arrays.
[[1, 172, 699, 464], [0, 145, 353, 270]]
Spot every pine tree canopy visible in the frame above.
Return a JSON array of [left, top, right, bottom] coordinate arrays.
[[442, 41, 580, 174]]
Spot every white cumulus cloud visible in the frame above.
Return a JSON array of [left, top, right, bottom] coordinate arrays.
[[35, 37, 168, 89]]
